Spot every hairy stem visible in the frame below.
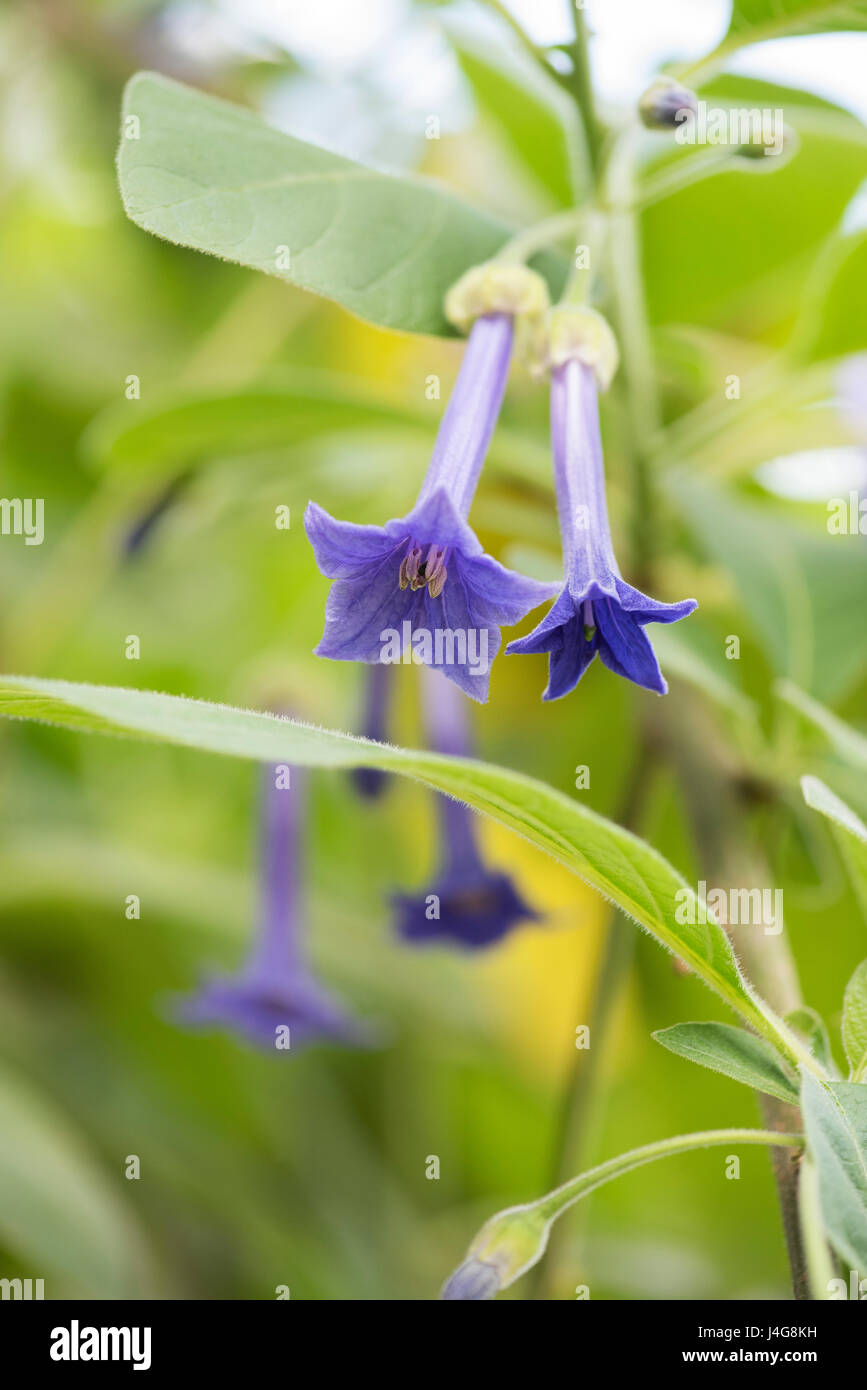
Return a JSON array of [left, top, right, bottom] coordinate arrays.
[[658, 690, 812, 1298]]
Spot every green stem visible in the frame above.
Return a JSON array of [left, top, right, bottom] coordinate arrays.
[[567, 1, 603, 181], [621, 146, 738, 213], [798, 1155, 837, 1301], [533, 1128, 803, 1226], [496, 209, 586, 266]]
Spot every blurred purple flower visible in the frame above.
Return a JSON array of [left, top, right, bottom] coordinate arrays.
[[304, 313, 557, 703], [121, 469, 193, 559], [392, 671, 539, 950], [350, 663, 392, 801], [508, 358, 696, 698], [179, 764, 368, 1052]]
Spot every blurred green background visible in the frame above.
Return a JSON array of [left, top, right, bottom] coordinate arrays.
[[0, 0, 865, 1299]]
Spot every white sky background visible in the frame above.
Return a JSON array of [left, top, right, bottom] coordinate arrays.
[[179, 0, 867, 121]]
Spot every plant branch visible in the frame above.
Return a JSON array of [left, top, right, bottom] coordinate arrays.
[[534, 1128, 804, 1227], [566, 2, 604, 182], [658, 689, 813, 1298]]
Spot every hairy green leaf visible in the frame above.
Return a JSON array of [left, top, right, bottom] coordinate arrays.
[[117, 72, 564, 337], [653, 1021, 799, 1104], [0, 673, 783, 1045], [785, 1006, 839, 1075], [800, 1071, 867, 1271], [843, 961, 867, 1081]]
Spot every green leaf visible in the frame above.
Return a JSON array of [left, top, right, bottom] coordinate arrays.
[[653, 1022, 800, 1104], [674, 478, 867, 703], [792, 229, 867, 362], [641, 77, 867, 337], [81, 370, 551, 493], [453, 34, 581, 208], [801, 775, 867, 921], [779, 682, 867, 771], [785, 1006, 839, 1075], [117, 72, 564, 337], [843, 961, 867, 1081], [800, 1071, 867, 1271], [0, 1060, 153, 1295], [83, 372, 424, 476], [720, 0, 867, 49], [0, 673, 785, 1047]]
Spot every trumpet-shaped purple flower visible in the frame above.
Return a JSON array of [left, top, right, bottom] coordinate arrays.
[[350, 663, 392, 801], [179, 765, 368, 1052], [508, 356, 696, 698], [392, 671, 539, 949], [305, 311, 557, 702]]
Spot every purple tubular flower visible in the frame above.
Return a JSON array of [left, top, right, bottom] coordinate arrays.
[[392, 671, 539, 949], [304, 311, 557, 702], [179, 765, 367, 1051], [508, 357, 697, 698], [350, 663, 392, 800]]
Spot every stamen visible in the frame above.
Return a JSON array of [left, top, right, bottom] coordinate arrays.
[[425, 544, 448, 597], [428, 561, 447, 598], [398, 541, 448, 596], [403, 544, 423, 590], [582, 598, 596, 642]]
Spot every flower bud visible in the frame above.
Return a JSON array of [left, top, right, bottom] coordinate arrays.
[[440, 1203, 550, 1300], [445, 261, 550, 334], [736, 122, 798, 165], [534, 305, 619, 390], [639, 77, 698, 131]]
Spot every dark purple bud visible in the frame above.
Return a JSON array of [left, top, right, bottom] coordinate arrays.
[[639, 77, 699, 131]]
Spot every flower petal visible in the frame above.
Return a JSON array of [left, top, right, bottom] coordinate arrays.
[[304, 501, 399, 579], [393, 870, 539, 949], [394, 486, 483, 556], [507, 588, 597, 699], [315, 558, 423, 662], [460, 551, 560, 626], [178, 972, 369, 1051], [614, 577, 698, 625], [595, 595, 667, 693]]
